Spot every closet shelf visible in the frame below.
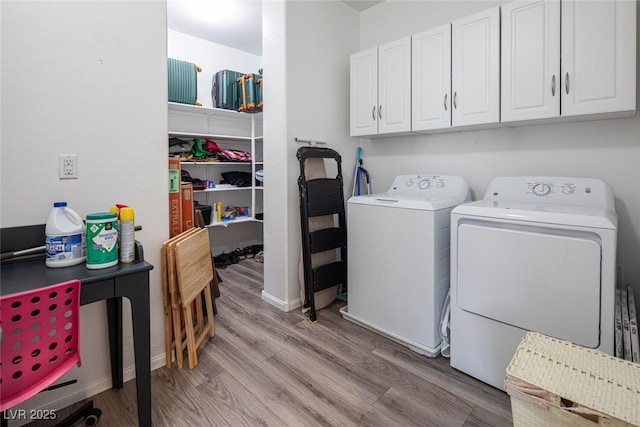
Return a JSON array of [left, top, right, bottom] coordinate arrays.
[[169, 100, 263, 253], [168, 102, 255, 118], [181, 161, 252, 166], [169, 131, 253, 142], [194, 187, 252, 193], [208, 216, 260, 227]]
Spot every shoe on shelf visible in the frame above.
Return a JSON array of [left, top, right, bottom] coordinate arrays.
[[242, 246, 254, 259], [251, 244, 263, 257], [234, 248, 246, 260], [255, 251, 264, 263]]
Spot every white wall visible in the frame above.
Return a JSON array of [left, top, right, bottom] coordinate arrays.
[[357, 1, 640, 300], [168, 29, 263, 109], [1, 0, 167, 418], [262, 0, 290, 306], [262, 0, 360, 310]]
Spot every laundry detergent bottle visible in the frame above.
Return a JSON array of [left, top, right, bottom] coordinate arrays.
[[45, 201, 86, 268]]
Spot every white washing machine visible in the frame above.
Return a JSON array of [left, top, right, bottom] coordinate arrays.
[[340, 174, 470, 356], [450, 176, 617, 389]]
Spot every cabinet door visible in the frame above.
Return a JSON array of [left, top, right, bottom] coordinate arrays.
[[452, 7, 501, 127], [561, 0, 636, 117], [501, 0, 560, 122], [412, 24, 451, 131], [378, 37, 412, 134], [350, 47, 378, 136]]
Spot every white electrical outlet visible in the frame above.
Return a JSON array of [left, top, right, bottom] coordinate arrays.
[[59, 154, 78, 179]]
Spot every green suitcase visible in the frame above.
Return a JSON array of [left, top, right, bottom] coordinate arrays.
[[212, 70, 243, 110], [168, 58, 202, 106], [238, 72, 263, 112]]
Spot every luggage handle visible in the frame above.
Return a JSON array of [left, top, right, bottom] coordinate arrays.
[[246, 74, 255, 110], [236, 76, 247, 112], [256, 75, 263, 109], [236, 74, 255, 112]]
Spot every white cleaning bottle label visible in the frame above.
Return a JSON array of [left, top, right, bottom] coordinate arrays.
[[46, 233, 85, 262], [45, 201, 87, 268]]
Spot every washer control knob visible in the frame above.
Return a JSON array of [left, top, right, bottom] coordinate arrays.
[[418, 179, 432, 189], [562, 185, 575, 195], [532, 183, 551, 196]]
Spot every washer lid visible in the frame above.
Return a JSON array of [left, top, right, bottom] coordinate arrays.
[[348, 174, 471, 210], [452, 199, 617, 229], [348, 193, 461, 210]]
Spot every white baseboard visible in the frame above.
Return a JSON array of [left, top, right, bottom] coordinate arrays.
[[261, 290, 302, 312], [151, 352, 168, 371]]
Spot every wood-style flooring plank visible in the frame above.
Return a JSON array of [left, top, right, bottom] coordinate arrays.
[[370, 386, 472, 427]]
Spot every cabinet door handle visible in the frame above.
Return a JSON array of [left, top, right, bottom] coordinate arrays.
[[551, 75, 556, 96], [453, 92, 457, 109], [378, 105, 382, 120], [372, 106, 376, 120], [444, 93, 448, 111], [565, 73, 570, 95]]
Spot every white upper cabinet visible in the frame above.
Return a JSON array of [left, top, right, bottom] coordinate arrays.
[[351, 0, 636, 138], [502, 0, 635, 122], [350, 47, 378, 137], [412, 23, 452, 132], [561, 0, 636, 117], [501, 0, 560, 122], [350, 37, 411, 137], [452, 7, 501, 128], [378, 37, 412, 134]]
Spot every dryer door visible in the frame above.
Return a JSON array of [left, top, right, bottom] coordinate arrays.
[[457, 222, 601, 348]]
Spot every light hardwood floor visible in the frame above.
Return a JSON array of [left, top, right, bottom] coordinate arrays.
[[27, 259, 512, 427]]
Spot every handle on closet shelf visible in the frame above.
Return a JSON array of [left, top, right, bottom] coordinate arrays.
[[378, 105, 382, 119], [453, 92, 457, 109], [565, 73, 570, 95], [444, 93, 448, 111], [551, 75, 556, 96], [372, 106, 376, 120]]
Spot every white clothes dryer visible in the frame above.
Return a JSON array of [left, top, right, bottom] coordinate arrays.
[[341, 174, 470, 357], [450, 176, 617, 390]]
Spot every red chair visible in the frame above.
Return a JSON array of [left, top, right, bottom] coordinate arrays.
[[1, 280, 102, 426]]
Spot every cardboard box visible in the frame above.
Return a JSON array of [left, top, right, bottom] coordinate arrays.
[[506, 332, 640, 427], [181, 182, 194, 231], [168, 157, 182, 238]]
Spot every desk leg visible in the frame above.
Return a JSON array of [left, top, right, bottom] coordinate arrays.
[[106, 297, 124, 389], [118, 272, 152, 427]]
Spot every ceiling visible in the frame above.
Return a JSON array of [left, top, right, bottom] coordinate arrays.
[[342, 1, 385, 12], [167, 0, 385, 56], [167, 0, 264, 56]]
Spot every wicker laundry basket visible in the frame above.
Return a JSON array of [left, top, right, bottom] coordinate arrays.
[[506, 332, 640, 427]]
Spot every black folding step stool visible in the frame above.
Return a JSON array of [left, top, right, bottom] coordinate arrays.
[[296, 146, 347, 323]]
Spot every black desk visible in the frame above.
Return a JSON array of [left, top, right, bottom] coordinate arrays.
[[1, 255, 154, 427]]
